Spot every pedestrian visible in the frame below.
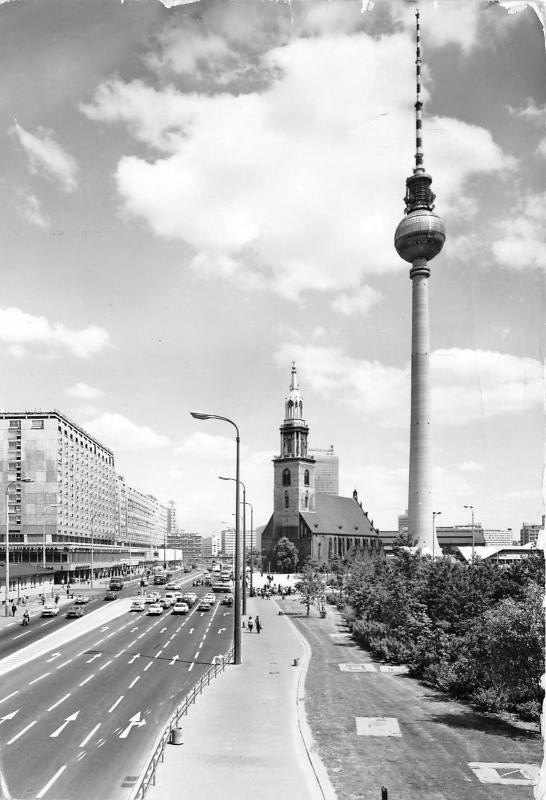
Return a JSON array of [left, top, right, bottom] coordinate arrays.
[[255, 616, 262, 634], [11, 603, 16, 617], [54, 594, 59, 604], [248, 616, 254, 633]]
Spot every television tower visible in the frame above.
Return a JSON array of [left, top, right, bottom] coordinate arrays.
[[394, 10, 445, 551]]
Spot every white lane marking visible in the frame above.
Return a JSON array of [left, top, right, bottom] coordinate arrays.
[[128, 676, 140, 689], [86, 653, 102, 664], [93, 638, 105, 646], [128, 654, 140, 664], [99, 660, 113, 671], [79, 674, 95, 687], [143, 662, 153, 672], [137, 632, 146, 639], [48, 693, 71, 712], [0, 691, 19, 705], [189, 628, 194, 634], [154, 649, 163, 658], [0, 710, 18, 725], [36, 765, 67, 799], [127, 639, 137, 648], [160, 626, 167, 633], [50, 711, 79, 738], [29, 672, 50, 686], [56, 659, 72, 670], [188, 662, 194, 672], [46, 653, 62, 663], [8, 719, 36, 744], [115, 648, 127, 658], [108, 695, 124, 713], [194, 651, 200, 659], [130, 627, 138, 633], [76, 751, 86, 762], [119, 711, 145, 739], [79, 723, 101, 748], [13, 631, 31, 640], [41, 620, 55, 627]]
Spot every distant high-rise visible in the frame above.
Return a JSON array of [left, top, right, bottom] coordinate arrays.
[[309, 446, 339, 495], [394, 11, 445, 551]]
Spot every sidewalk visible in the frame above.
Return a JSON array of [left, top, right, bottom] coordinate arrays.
[[146, 594, 336, 800]]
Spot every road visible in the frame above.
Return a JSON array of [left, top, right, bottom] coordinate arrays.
[[0, 583, 232, 800]]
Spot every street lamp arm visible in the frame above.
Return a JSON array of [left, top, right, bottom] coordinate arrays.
[[191, 412, 240, 440]]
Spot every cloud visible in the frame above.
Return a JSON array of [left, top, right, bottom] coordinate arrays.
[[65, 382, 104, 400], [458, 461, 486, 473], [508, 98, 546, 126], [274, 342, 542, 426], [175, 431, 236, 461], [16, 191, 50, 229], [9, 122, 78, 192], [332, 286, 383, 317], [0, 307, 111, 358], [84, 413, 171, 451], [492, 193, 546, 271], [82, 29, 512, 300]]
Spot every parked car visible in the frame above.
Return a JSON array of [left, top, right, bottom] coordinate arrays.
[[147, 603, 163, 616], [104, 591, 117, 601], [74, 595, 89, 605], [198, 600, 211, 611], [130, 599, 146, 612], [66, 606, 84, 618], [172, 602, 189, 615], [41, 603, 59, 617]]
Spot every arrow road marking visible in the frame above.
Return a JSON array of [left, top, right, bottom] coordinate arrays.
[[119, 712, 146, 739], [79, 723, 101, 748], [128, 654, 140, 664], [0, 710, 19, 725], [218, 628, 226, 634], [86, 653, 102, 663], [189, 628, 194, 634], [169, 654, 179, 666], [46, 653, 62, 663], [50, 711, 79, 738], [100, 626, 109, 632]]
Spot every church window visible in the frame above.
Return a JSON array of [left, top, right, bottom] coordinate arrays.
[[282, 469, 291, 487], [304, 491, 309, 509], [284, 491, 289, 508], [304, 469, 309, 486]]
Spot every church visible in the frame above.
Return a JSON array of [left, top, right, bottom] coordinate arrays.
[[261, 364, 384, 569]]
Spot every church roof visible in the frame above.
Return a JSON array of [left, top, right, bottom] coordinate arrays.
[[300, 494, 377, 537]]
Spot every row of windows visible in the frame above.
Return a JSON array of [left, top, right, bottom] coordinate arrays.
[[282, 468, 310, 487], [284, 490, 310, 509]]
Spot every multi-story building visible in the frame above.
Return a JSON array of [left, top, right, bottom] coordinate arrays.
[[167, 500, 177, 539], [398, 510, 409, 536], [221, 528, 236, 558], [436, 524, 485, 555], [172, 531, 202, 565], [201, 535, 220, 559], [521, 517, 544, 546], [308, 446, 339, 495], [483, 529, 517, 547]]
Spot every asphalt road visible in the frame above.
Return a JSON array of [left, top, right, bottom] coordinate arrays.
[[0, 582, 232, 800]]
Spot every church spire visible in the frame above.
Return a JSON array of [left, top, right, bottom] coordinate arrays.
[[285, 362, 303, 422]]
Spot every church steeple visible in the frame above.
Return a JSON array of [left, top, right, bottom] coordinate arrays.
[[280, 363, 308, 457], [285, 362, 304, 422]]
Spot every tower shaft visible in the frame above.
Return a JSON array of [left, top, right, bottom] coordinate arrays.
[[407, 261, 435, 549]]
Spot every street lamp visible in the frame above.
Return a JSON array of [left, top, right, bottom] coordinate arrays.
[[5, 478, 33, 617], [219, 476, 247, 614], [90, 512, 98, 589], [432, 511, 441, 559], [42, 503, 58, 569], [191, 412, 242, 665], [464, 505, 475, 563], [245, 500, 254, 596]]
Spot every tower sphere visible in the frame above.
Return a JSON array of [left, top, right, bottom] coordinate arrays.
[[394, 208, 446, 264]]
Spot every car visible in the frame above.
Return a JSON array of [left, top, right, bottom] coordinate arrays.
[[221, 594, 234, 606], [161, 596, 175, 609], [74, 595, 89, 605], [198, 600, 211, 611], [104, 591, 117, 601], [172, 602, 189, 615], [181, 594, 196, 606], [204, 593, 216, 604], [147, 603, 163, 615], [144, 593, 160, 603], [130, 599, 146, 612], [41, 603, 59, 617], [66, 606, 84, 618], [165, 582, 178, 590]]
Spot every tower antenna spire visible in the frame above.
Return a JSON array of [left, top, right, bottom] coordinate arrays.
[[414, 9, 424, 174]]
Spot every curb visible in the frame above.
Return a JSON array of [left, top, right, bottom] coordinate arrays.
[[272, 598, 338, 800]]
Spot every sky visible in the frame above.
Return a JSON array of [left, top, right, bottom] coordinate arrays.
[[0, 0, 543, 539]]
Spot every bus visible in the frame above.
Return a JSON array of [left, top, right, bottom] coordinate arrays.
[[109, 576, 124, 591], [153, 566, 171, 585]]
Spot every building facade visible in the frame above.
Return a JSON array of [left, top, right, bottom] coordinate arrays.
[[221, 528, 236, 558], [521, 517, 544, 545], [308, 446, 339, 495], [201, 535, 220, 559], [483, 529, 517, 547]]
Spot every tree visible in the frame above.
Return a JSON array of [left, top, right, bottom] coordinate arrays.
[[295, 559, 324, 616], [274, 536, 299, 573]]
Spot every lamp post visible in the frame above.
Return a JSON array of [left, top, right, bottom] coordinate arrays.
[[192, 412, 242, 665], [245, 501, 254, 596], [219, 476, 247, 614], [464, 505, 475, 563], [432, 511, 441, 559], [5, 478, 33, 617], [42, 503, 58, 569], [90, 512, 97, 589]]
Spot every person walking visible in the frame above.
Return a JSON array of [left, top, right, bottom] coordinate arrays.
[[255, 616, 262, 634], [11, 603, 16, 617], [248, 616, 254, 633]]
